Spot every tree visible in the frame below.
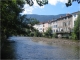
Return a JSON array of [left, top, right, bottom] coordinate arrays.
[[26, 0, 48, 6], [66, 0, 80, 7], [72, 13, 80, 40], [1, 0, 27, 39], [28, 18, 39, 26], [25, 0, 80, 7], [44, 27, 53, 38]]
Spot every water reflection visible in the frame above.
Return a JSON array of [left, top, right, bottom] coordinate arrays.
[[1, 40, 15, 59], [1, 37, 80, 60]]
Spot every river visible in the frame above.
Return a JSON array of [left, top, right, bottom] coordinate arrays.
[[1, 36, 80, 60]]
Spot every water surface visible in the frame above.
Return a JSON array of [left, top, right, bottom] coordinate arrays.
[[2, 37, 80, 60]]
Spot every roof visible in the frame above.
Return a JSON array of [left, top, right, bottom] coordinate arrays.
[[51, 14, 72, 22], [57, 14, 72, 20]]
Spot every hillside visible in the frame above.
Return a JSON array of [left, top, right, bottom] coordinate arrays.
[[26, 14, 66, 22]]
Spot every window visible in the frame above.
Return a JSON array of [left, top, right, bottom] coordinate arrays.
[[40, 28, 42, 30], [54, 30, 55, 32], [53, 25, 57, 28], [74, 14, 76, 17], [61, 29, 63, 32], [63, 22, 66, 26], [68, 21, 70, 25], [59, 28, 60, 32], [55, 25, 57, 28]]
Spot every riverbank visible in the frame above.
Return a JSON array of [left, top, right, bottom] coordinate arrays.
[[31, 37, 80, 47]]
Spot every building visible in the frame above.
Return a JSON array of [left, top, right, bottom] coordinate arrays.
[[33, 11, 79, 36], [57, 14, 73, 33], [33, 21, 51, 33], [33, 23, 44, 33], [51, 20, 58, 33], [43, 21, 51, 32], [72, 11, 79, 28]]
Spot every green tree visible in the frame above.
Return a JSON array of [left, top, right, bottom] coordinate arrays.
[[26, 0, 80, 7], [33, 29, 42, 37], [44, 27, 53, 38], [1, 0, 27, 39], [28, 18, 39, 26], [66, 0, 80, 7], [26, 0, 48, 6], [72, 13, 80, 40]]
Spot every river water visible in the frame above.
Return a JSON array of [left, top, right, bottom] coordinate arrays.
[[2, 37, 80, 60]]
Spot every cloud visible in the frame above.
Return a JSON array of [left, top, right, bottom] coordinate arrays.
[[21, 4, 34, 15], [48, 0, 68, 5], [33, 0, 44, 8], [21, 0, 68, 15], [21, 0, 45, 15]]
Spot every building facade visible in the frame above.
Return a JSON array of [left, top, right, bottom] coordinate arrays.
[[33, 23, 44, 33], [33, 11, 79, 35], [51, 20, 58, 33], [57, 14, 73, 33]]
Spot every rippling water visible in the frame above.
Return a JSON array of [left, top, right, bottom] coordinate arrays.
[[2, 37, 80, 60]]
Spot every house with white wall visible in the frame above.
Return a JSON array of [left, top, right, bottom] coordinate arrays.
[[33, 11, 79, 35], [72, 11, 79, 28], [33, 23, 44, 33], [51, 20, 58, 33]]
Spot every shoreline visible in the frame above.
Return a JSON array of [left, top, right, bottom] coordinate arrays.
[[31, 37, 80, 47]]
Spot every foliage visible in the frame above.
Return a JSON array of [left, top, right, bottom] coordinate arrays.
[[19, 15, 39, 26], [66, 0, 80, 7], [71, 33, 77, 40], [26, 0, 48, 6], [44, 27, 53, 38], [68, 36, 72, 39], [26, 0, 80, 7], [28, 18, 39, 26], [1, 0, 27, 39], [31, 29, 42, 37], [25, 26, 42, 37], [72, 13, 80, 40], [52, 33, 57, 38]]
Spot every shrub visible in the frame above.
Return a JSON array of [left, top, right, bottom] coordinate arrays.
[[52, 33, 57, 38]]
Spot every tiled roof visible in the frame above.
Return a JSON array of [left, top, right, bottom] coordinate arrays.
[[57, 14, 72, 20]]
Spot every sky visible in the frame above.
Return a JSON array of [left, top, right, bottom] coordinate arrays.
[[21, 0, 80, 15]]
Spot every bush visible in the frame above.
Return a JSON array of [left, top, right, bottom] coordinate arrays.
[[69, 36, 72, 39], [72, 14, 80, 40], [44, 27, 53, 38], [29, 32, 34, 37], [52, 33, 58, 38], [71, 33, 77, 40]]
